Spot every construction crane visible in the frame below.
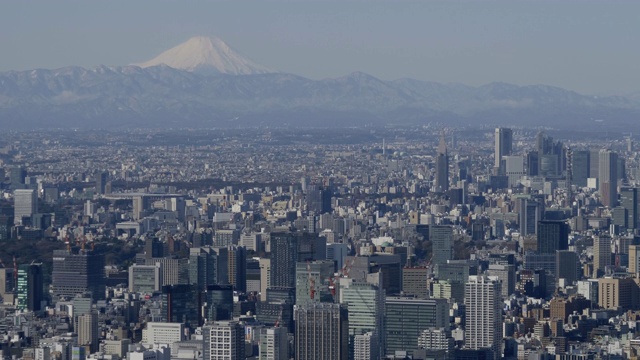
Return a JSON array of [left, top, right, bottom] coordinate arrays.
[[274, 307, 283, 328], [307, 261, 316, 300]]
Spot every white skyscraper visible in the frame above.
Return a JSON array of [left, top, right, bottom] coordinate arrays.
[[14, 189, 37, 225], [203, 321, 245, 360], [465, 275, 502, 360], [353, 332, 378, 360], [142, 322, 183, 347]]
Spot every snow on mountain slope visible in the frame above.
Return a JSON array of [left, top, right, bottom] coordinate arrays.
[[135, 36, 275, 75]]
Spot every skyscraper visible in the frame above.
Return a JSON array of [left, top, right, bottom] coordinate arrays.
[[259, 327, 289, 360], [203, 321, 245, 360], [17, 263, 43, 311], [620, 187, 638, 230], [77, 312, 99, 354], [294, 303, 349, 360], [227, 245, 246, 292], [536, 221, 569, 254], [494, 128, 513, 173], [271, 233, 298, 290], [128, 264, 162, 294], [52, 249, 106, 300], [203, 284, 233, 323], [465, 276, 502, 360], [571, 150, 590, 187], [430, 225, 453, 266], [307, 186, 332, 214], [593, 235, 612, 277], [384, 296, 449, 356], [630, 245, 640, 276], [95, 171, 108, 195], [339, 278, 385, 356], [295, 260, 335, 306], [160, 284, 199, 324], [13, 189, 37, 225], [189, 247, 216, 292], [9, 167, 26, 189], [270, 232, 326, 290], [556, 250, 579, 285], [519, 198, 543, 236], [599, 149, 618, 208], [435, 132, 449, 192]]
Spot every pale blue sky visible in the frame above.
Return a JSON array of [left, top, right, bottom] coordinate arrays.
[[1, 0, 639, 95]]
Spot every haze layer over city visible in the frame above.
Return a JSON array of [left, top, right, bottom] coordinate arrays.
[[1, 1, 640, 360]]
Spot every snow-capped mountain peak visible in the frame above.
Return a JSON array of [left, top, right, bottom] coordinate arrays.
[[135, 36, 275, 75]]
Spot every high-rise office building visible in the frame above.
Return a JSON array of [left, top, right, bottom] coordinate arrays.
[[271, 233, 298, 290], [353, 332, 379, 360], [537, 221, 569, 254], [599, 149, 618, 208], [129, 264, 162, 294], [620, 187, 638, 230], [401, 267, 429, 299], [339, 278, 385, 356], [629, 245, 640, 276], [0, 268, 14, 297], [487, 264, 515, 298], [227, 245, 246, 292], [189, 247, 216, 292], [203, 284, 233, 323], [203, 321, 245, 360], [598, 277, 637, 310], [13, 189, 37, 225], [430, 225, 453, 267], [77, 312, 99, 354], [142, 322, 184, 347], [571, 150, 590, 187], [0, 214, 13, 241], [295, 260, 335, 306], [259, 258, 271, 297], [307, 186, 332, 214], [589, 149, 601, 178], [17, 263, 43, 311], [494, 128, 513, 173], [160, 284, 199, 324], [384, 296, 449, 356], [294, 302, 349, 360], [593, 235, 612, 277], [556, 250, 579, 285], [52, 249, 106, 300], [465, 276, 502, 360], [259, 327, 289, 360], [435, 132, 449, 192], [95, 171, 108, 195], [10, 167, 26, 189], [270, 232, 326, 290], [519, 198, 543, 236]]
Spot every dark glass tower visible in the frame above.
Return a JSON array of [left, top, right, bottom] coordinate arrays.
[[17, 263, 44, 311], [536, 221, 569, 254], [52, 249, 106, 300]]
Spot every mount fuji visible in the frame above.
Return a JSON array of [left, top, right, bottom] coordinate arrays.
[[0, 36, 639, 129], [135, 36, 275, 75]]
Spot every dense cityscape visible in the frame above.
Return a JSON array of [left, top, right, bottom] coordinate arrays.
[[0, 125, 638, 360]]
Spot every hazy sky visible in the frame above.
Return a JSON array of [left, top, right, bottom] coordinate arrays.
[[1, 0, 639, 95]]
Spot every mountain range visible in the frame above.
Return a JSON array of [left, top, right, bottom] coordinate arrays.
[[0, 36, 638, 130]]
